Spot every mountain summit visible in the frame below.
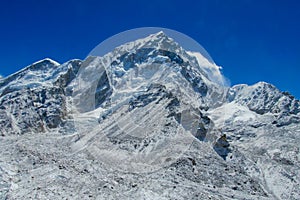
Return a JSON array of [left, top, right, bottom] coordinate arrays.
[[0, 32, 299, 199]]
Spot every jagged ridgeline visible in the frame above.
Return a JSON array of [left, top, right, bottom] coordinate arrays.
[[0, 29, 299, 199]]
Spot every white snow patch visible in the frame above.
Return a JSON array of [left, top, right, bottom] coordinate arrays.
[[32, 58, 60, 66], [187, 51, 228, 86], [207, 102, 257, 127]]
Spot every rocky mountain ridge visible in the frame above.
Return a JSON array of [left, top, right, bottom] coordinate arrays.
[[0, 32, 299, 199]]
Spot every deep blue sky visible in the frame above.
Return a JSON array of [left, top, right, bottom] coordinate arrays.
[[0, 0, 299, 98]]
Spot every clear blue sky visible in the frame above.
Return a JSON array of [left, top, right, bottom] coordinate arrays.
[[0, 0, 299, 98]]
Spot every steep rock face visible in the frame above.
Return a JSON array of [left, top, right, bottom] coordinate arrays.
[[94, 32, 225, 109], [69, 33, 222, 173], [0, 86, 66, 135], [0, 59, 81, 135]]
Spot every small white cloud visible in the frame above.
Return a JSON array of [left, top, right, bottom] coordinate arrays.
[[0, 74, 3, 79], [187, 51, 230, 86]]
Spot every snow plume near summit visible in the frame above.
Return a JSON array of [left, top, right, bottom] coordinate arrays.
[[188, 51, 229, 86]]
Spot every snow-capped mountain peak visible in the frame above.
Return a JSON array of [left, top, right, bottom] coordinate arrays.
[[146, 31, 170, 42], [0, 32, 300, 200], [108, 31, 180, 57], [31, 57, 60, 67], [72, 32, 228, 116]]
